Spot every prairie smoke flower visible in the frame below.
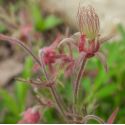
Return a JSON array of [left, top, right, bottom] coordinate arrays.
[[58, 4, 114, 55], [33, 35, 61, 74], [41, 47, 57, 64], [38, 35, 75, 76], [33, 47, 57, 73], [57, 4, 112, 100], [39, 46, 75, 76], [18, 106, 41, 124], [39, 34, 61, 65], [77, 5, 100, 40], [77, 5, 100, 55]]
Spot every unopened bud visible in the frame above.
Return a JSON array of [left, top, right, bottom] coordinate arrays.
[[18, 105, 41, 124]]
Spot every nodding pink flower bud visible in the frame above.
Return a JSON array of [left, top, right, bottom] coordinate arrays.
[[18, 106, 41, 124], [77, 5, 100, 40], [42, 47, 57, 64]]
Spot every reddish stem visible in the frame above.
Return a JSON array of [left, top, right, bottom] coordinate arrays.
[[39, 51, 67, 122], [74, 54, 87, 99], [50, 86, 65, 116]]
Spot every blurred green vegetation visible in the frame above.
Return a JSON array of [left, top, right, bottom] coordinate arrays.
[[0, 0, 125, 123], [0, 0, 62, 34], [0, 57, 33, 123], [30, 1, 62, 31]]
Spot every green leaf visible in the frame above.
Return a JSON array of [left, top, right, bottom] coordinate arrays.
[[82, 78, 91, 93], [30, 1, 44, 31], [0, 89, 19, 115], [22, 56, 33, 78], [30, 1, 62, 31], [44, 108, 60, 123], [3, 113, 20, 124], [93, 65, 107, 91], [44, 15, 62, 30], [95, 84, 117, 99], [15, 56, 33, 111]]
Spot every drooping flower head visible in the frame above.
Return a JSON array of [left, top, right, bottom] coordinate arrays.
[[18, 106, 41, 124], [77, 4, 100, 40]]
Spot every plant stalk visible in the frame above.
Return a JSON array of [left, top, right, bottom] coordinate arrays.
[[50, 86, 65, 116], [82, 115, 105, 124], [74, 55, 87, 100], [39, 51, 67, 122]]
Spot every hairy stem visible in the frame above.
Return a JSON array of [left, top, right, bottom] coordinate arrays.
[[50, 86, 68, 123], [39, 50, 67, 122], [51, 86, 65, 116], [82, 115, 105, 124], [74, 55, 87, 99], [72, 54, 87, 121]]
